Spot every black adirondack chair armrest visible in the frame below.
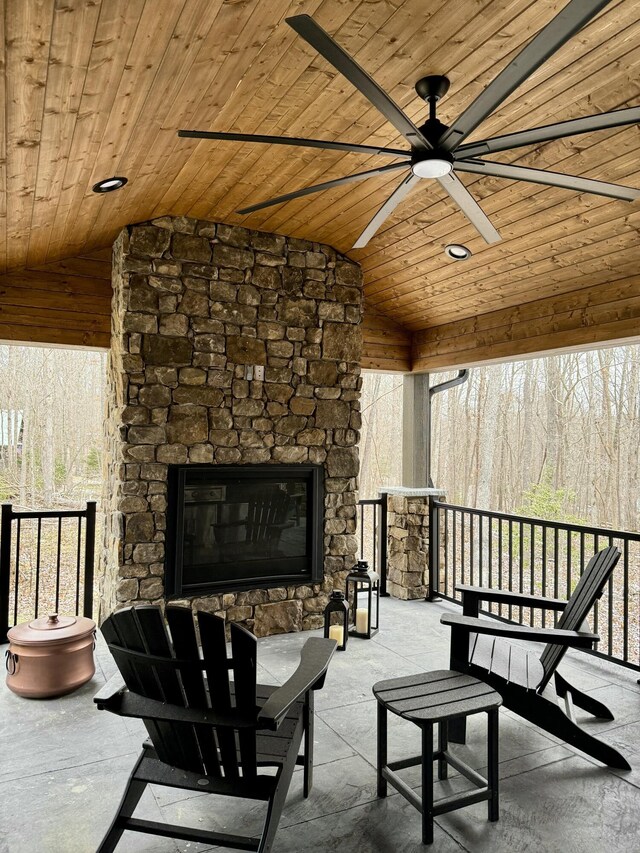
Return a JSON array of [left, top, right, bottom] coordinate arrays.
[[440, 613, 599, 648], [94, 671, 127, 706], [94, 673, 255, 728], [455, 584, 568, 611], [257, 637, 336, 731]]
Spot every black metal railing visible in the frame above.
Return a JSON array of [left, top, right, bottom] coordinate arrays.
[[357, 494, 388, 595], [0, 502, 96, 638], [430, 497, 640, 673]]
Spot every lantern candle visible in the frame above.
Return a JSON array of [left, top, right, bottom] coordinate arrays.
[[355, 608, 369, 633], [328, 624, 344, 645]]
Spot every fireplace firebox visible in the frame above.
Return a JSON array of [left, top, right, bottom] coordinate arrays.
[[166, 464, 324, 597]]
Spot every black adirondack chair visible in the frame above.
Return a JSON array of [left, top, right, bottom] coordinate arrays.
[[94, 605, 336, 852], [440, 545, 631, 770], [212, 486, 294, 561]]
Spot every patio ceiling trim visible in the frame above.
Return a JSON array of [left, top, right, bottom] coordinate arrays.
[[0, 251, 112, 350], [412, 273, 640, 371], [3, 253, 640, 373]]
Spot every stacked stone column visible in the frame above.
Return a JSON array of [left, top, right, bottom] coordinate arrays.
[[103, 217, 362, 636], [386, 494, 431, 599]]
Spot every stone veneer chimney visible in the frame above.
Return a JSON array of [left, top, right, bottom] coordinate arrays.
[[102, 217, 363, 636]]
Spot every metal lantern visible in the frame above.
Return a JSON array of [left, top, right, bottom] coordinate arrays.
[[323, 590, 349, 651], [346, 560, 379, 639]]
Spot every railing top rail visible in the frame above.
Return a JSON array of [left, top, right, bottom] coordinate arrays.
[[434, 499, 640, 542], [358, 498, 384, 506], [1, 507, 92, 520]]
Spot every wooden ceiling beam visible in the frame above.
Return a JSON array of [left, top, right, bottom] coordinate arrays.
[[0, 253, 111, 349], [416, 269, 640, 346], [412, 274, 640, 371]]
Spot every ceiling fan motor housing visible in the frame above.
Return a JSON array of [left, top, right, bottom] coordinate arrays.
[[418, 117, 450, 147]]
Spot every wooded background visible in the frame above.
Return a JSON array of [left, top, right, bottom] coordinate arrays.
[[2, 342, 639, 535], [361, 345, 640, 533], [0, 345, 106, 508]]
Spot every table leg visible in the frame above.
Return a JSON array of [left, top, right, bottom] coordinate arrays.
[[438, 719, 448, 781], [422, 723, 434, 844], [488, 708, 499, 822], [377, 701, 387, 798]]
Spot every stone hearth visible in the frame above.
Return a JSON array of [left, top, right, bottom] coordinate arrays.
[[102, 217, 363, 636]]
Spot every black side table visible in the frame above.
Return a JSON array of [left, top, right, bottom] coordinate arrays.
[[373, 669, 502, 845]]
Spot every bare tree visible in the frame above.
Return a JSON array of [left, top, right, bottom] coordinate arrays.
[[0, 345, 107, 510]]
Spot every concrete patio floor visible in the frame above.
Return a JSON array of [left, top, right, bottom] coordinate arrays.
[[1, 596, 639, 853]]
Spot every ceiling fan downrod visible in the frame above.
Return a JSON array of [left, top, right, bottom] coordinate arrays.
[[414, 75, 451, 147], [411, 75, 453, 176], [415, 75, 450, 117]]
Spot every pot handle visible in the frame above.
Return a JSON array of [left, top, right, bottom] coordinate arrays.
[[5, 650, 18, 675]]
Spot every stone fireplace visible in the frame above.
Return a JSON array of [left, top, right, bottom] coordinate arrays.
[[165, 462, 324, 597], [102, 217, 363, 636]]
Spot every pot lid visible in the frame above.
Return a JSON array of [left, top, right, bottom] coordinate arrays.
[[29, 614, 77, 630], [7, 613, 96, 645]]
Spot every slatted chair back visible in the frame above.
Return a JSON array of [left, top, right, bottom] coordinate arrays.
[[101, 604, 258, 780], [246, 487, 290, 545], [538, 545, 620, 689]]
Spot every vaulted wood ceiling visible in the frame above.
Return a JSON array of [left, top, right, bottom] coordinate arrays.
[[2, 0, 639, 368]]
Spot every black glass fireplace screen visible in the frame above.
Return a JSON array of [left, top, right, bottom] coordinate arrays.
[[166, 464, 323, 596]]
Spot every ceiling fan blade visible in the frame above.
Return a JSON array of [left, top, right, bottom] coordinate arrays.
[[455, 158, 640, 201], [286, 14, 432, 151], [177, 129, 410, 158], [352, 173, 422, 249], [236, 161, 409, 215], [457, 107, 640, 159], [437, 172, 501, 243], [439, 0, 614, 151]]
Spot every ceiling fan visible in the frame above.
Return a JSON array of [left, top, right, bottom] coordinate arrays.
[[178, 0, 640, 249]]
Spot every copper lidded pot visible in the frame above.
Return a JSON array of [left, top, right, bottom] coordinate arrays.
[[5, 613, 96, 699]]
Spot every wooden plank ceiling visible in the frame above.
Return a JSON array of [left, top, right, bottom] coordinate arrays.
[[1, 0, 639, 369]]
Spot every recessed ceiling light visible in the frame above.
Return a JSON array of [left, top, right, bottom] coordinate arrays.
[[411, 151, 453, 179], [445, 243, 472, 260], [92, 176, 128, 193]]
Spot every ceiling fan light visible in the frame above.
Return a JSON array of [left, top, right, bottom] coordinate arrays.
[[411, 155, 453, 179], [445, 243, 472, 260]]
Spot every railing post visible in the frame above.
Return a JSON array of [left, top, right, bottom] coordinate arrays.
[[378, 493, 389, 597], [83, 501, 96, 620], [0, 503, 13, 638], [426, 495, 441, 602]]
